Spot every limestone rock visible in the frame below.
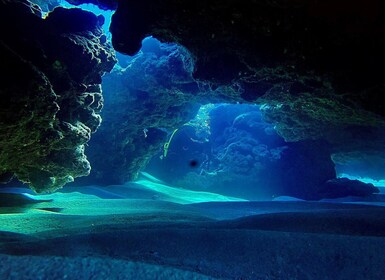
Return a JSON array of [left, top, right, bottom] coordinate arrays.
[[79, 42, 201, 184], [108, 0, 385, 150], [0, 0, 116, 192]]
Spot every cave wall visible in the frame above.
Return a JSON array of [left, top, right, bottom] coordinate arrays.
[[110, 0, 385, 97], [0, 0, 116, 192], [109, 0, 385, 134], [2, 0, 385, 191], [147, 105, 338, 200], [67, 0, 385, 185], [105, 0, 385, 181], [78, 41, 235, 185], [58, 0, 385, 132], [145, 104, 379, 200]]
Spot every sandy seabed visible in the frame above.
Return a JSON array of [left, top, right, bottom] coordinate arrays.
[[1, 181, 385, 279]]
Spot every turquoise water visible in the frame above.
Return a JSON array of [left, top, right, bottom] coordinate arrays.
[[1, 1, 385, 279]]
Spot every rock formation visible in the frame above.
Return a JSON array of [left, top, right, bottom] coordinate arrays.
[[0, 1, 116, 192], [80, 40, 218, 184], [147, 105, 337, 200], [2, 0, 385, 195], [108, 0, 385, 139], [94, 0, 385, 182]]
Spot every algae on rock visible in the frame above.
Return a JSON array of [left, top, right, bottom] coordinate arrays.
[[0, 0, 116, 192]]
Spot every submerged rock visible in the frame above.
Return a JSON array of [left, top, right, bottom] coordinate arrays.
[[78, 39, 241, 185], [107, 0, 385, 166], [4, 0, 383, 197], [0, 0, 116, 193], [147, 105, 336, 200], [56, 0, 383, 191], [109, 0, 385, 116]]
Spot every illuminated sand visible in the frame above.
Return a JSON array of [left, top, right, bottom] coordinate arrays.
[[2, 179, 385, 279]]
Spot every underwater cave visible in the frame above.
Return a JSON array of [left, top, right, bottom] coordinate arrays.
[[1, 0, 385, 279]]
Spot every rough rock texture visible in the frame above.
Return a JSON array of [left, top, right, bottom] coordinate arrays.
[[7, 0, 383, 190], [259, 89, 385, 143], [78, 41, 208, 184], [107, 0, 385, 157], [110, 0, 385, 108], [147, 105, 341, 200], [0, 1, 116, 192]]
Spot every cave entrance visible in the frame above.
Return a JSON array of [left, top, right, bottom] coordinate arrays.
[[143, 103, 288, 200], [11, 0, 384, 202]]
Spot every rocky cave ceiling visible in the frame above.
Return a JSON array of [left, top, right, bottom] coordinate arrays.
[[1, 0, 385, 194], [66, 0, 385, 143]]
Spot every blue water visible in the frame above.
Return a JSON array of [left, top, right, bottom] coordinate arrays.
[[2, 1, 385, 279], [43, 1, 113, 38]]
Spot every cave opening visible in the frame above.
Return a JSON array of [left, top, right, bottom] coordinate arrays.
[[2, 1, 385, 278], [1, 0, 384, 201]]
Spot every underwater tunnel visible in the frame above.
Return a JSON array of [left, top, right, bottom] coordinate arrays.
[[1, 0, 385, 279]]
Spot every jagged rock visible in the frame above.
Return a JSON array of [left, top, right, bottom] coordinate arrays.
[[6, 0, 384, 193], [56, 0, 383, 188], [259, 88, 385, 143], [77, 41, 203, 185], [109, 0, 385, 110], [107, 0, 385, 151], [319, 178, 380, 199], [148, 105, 336, 200], [0, 0, 116, 192]]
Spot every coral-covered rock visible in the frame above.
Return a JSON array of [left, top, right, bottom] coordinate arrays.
[[0, 0, 116, 192], [78, 41, 204, 185], [259, 89, 385, 143], [63, 0, 385, 190], [107, 0, 385, 155], [109, 0, 385, 113], [147, 105, 337, 200]]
